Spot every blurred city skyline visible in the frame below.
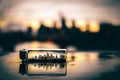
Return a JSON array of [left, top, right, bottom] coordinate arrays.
[[0, 0, 120, 32], [0, 16, 101, 33]]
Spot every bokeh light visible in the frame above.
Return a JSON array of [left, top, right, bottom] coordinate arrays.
[[43, 19, 54, 28], [31, 21, 41, 30], [66, 19, 73, 29], [88, 21, 100, 33], [75, 20, 87, 32], [56, 21, 62, 29]]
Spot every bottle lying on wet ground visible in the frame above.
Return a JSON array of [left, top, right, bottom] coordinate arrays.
[[19, 48, 67, 63]]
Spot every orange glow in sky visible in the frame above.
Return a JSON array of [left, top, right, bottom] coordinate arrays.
[[75, 20, 87, 32], [0, 19, 101, 33], [56, 21, 62, 29], [31, 21, 41, 30], [0, 20, 7, 29], [88, 21, 100, 33], [43, 19, 54, 28], [66, 20, 73, 29]]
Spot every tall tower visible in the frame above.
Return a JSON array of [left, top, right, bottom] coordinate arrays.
[[26, 27, 32, 36], [59, 12, 67, 30]]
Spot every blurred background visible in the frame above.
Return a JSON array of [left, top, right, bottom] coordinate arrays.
[[0, 0, 120, 51]]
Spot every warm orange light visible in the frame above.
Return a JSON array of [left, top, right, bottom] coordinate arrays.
[[67, 52, 72, 62], [23, 21, 30, 27], [31, 21, 40, 30], [28, 63, 61, 73], [67, 52, 99, 61], [80, 26, 87, 32], [75, 52, 87, 60], [43, 19, 54, 28], [75, 20, 87, 32], [65, 20, 73, 29], [89, 21, 100, 33], [56, 21, 62, 29], [88, 52, 98, 60], [0, 20, 7, 29]]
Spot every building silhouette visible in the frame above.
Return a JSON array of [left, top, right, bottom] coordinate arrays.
[[0, 13, 120, 51]]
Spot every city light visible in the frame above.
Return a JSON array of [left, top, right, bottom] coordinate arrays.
[[65, 20, 73, 29], [75, 20, 87, 32], [31, 21, 41, 30], [56, 21, 62, 29], [88, 21, 100, 33], [43, 19, 54, 28], [0, 20, 7, 29]]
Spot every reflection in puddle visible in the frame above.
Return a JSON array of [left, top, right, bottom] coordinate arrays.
[[19, 62, 67, 76], [19, 48, 67, 76]]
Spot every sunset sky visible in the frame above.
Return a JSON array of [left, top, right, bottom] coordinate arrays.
[[0, 0, 120, 23], [0, 0, 120, 32]]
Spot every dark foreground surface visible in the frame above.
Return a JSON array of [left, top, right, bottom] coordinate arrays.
[[0, 51, 120, 80], [0, 41, 120, 80]]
